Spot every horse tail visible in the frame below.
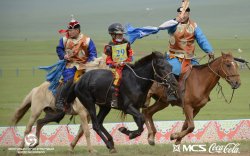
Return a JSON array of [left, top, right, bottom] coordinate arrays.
[[11, 89, 34, 126], [66, 82, 77, 104]]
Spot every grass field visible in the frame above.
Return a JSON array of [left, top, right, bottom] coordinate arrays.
[[0, 38, 249, 126], [1, 140, 250, 156]]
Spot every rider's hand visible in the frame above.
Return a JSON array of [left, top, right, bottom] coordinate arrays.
[[112, 63, 119, 68], [176, 15, 183, 23], [64, 54, 70, 60], [119, 62, 125, 66], [208, 52, 215, 60]]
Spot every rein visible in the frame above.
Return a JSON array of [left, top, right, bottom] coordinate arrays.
[[216, 81, 235, 104], [124, 61, 172, 85], [207, 58, 237, 104]]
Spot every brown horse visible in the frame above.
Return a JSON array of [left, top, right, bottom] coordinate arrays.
[[11, 56, 108, 153], [142, 52, 241, 145]]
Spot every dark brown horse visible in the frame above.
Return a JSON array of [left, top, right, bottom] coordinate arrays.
[[142, 52, 241, 145]]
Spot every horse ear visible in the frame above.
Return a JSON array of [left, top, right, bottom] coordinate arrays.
[[221, 51, 227, 59]]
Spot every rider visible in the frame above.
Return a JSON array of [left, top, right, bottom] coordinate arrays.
[[104, 23, 134, 108], [159, 6, 214, 77], [56, 17, 97, 111]]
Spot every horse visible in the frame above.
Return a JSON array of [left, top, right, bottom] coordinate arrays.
[[142, 52, 241, 145], [11, 56, 108, 153], [66, 51, 178, 153]]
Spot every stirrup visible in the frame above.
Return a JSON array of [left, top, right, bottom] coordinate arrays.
[[111, 100, 118, 108]]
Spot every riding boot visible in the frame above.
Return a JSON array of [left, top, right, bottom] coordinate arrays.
[[167, 93, 178, 102], [55, 92, 65, 112], [55, 79, 73, 112], [167, 75, 181, 103], [111, 92, 118, 108]]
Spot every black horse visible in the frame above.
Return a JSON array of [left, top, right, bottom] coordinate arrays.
[[67, 51, 177, 152]]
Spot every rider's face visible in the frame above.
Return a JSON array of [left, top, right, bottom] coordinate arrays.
[[178, 12, 190, 23], [111, 34, 123, 42], [68, 29, 80, 39]]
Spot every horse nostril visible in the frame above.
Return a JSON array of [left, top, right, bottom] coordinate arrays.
[[234, 81, 241, 88]]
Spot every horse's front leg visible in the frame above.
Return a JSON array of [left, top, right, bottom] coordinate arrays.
[[96, 106, 116, 153], [35, 111, 65, 148], [119, 104, 144, 139], [142, 99, 170, 145], [170, 106, 200, 144]]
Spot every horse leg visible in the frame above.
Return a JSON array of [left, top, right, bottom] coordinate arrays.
[[69, 123, 83, 151], [33, 111, 65, 148], [70, 109, 95, 153], [175, 107, 201, 144], [96, 106, 117, 153], [77, 96, 114, 153], [174, 119, 188, 144], [142, 100, 169, 146], [19, 109, 42, 150], [119, 104, 144, 139], [171, 106, 201, 144]]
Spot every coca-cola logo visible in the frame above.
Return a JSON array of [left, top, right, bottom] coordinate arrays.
[[173, 143, 240, 154], [209, 143, 240, 154]]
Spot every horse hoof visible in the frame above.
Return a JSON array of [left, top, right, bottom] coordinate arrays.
[[118, 127, 127, 133], [109, 148, 117, 153], [118, 127, 130, 136], [67, 147, 74, 153], [148, 139, 155, 146], [29, 142, 39, 149], [129, 132, 138, 140], [170, 133, 177, 140], [175, 140, 181, 145], [89, 149, 98, 153]]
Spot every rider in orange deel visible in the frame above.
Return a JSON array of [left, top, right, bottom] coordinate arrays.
[[104, 23, 133, 108], [56, 16, 97, 111]]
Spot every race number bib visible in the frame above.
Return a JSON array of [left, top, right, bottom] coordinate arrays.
[[111, 43, 128, 63]]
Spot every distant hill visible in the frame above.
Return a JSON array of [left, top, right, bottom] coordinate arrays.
[[0, 0, 250, 40]]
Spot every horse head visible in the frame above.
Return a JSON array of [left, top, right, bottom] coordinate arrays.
[[151, 51, 178, 88], [216, 52, 241, 89]]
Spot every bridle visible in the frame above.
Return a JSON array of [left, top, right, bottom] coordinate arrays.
[[124, 60, 173, 85], [151, 60, 173, 84], [208, 57, 239, 83], [207, 57, 239, 104]]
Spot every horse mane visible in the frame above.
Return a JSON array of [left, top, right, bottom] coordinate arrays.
[[129, 51, 163, 68], [193, 57, 220, 69]]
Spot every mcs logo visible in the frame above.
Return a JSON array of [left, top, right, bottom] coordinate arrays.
[[182, 144, 207, 152]]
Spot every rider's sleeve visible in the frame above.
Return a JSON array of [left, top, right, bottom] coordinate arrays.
[[124, 43, 134, 62], [158, 19, 178, 30], [195, 26, 213, 53], [106, 55, 115, 66], [87, 39, 97, 62], [56, 38, 65, 60]]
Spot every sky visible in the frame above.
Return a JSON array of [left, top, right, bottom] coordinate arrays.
[[0, 0, 250, 40]]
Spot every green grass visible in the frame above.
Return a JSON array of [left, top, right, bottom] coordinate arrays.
[[1, 140, 250, 156], [0, 39, 250, 126]]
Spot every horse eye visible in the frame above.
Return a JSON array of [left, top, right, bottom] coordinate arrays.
[[226, 64, 231, 68]]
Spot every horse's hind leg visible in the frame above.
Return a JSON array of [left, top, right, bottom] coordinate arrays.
[[142, 100, 169, 146], [70, 109, 95, 153], [34, 111, 65, 148], [19, 109, 42, 149], [69, 124, 84, 152]]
